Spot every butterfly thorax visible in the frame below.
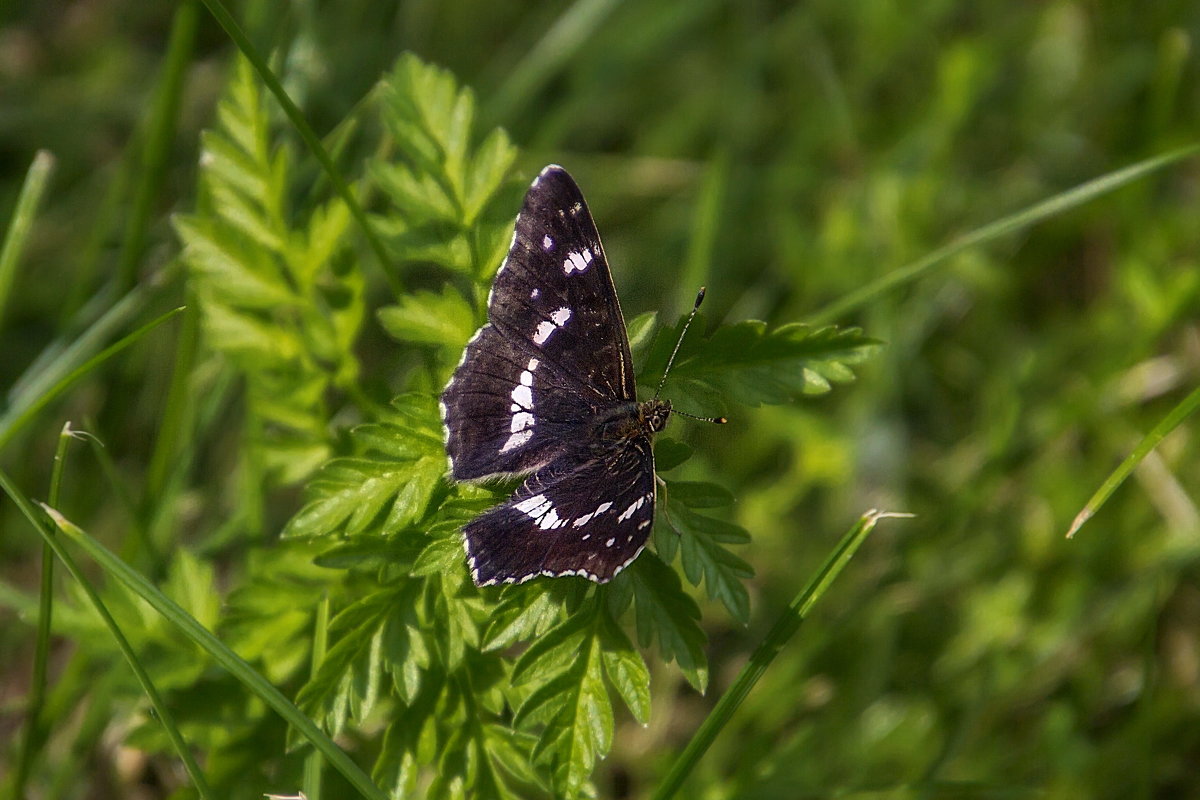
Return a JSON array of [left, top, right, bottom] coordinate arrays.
[[591, 399, 672, 444]]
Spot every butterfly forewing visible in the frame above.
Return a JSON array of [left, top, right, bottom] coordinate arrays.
[[442, 165, 635, 480], [442, 324, 598, 479], [487, 166, 635, 401], [463, 437, 656, 585]]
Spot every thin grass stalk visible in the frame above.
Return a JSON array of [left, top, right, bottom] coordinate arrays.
[[653, 510, 910, 800], [1067, 384, 1200, 538], [0, 151, 54, 329], [809, 144, 1200, 326], [115, 0, 198, 293], [24, 491, 387, 800], [11, 423, 76, 796], [0, 468, 215, 800], [0, 306, 184, 450]]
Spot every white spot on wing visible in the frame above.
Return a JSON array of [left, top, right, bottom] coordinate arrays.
[[542, 234, 555, 250], [500, 430, 532, 452], [533, 320, 556, 345], [538, 507, 566, 530], [511, 384, 532, 410], [510, 412, 535, 432], [573, 500, 614, 528], [618, 494, 649, 523], [563, 248, 594, 274], [532, 307, 572, 346], [605, 538, 615, 547], [531, 288, 540, 299], [515, 494, 551, 516]]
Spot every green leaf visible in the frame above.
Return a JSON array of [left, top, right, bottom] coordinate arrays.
[[371, 53, 518, 277], [665, 480, 734, 508], [517, 631, 612, 798], [373, 677, 442, 797], [598, 608, 651, 724], [176, 56, 364, 487], [483, 584, 566, 652], [664, 505, 754, 624], [653, 437, 693, 471], [283, 417, 445, 540], [295, 590, 394, 736], [626, 310, 658, 360], [641, 317, 878, 407], [223, 542, 338, 684], [510, 608, 595, 688], [620, 554, 708, 692], [377, 287, 477, 348]]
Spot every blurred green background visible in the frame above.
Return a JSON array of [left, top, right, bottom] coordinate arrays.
[[2, 1, 1199, 798]]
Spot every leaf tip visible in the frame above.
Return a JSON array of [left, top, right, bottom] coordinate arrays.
[[1066, 508, 1092, 539]]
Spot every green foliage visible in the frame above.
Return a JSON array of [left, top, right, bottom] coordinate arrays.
[[7, 3, 1200, 799], [641, 318, 877, 412], [187, 51, 871, 799], [175, 58, 364, 485]]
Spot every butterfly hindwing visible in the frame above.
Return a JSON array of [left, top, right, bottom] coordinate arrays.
[[463, 437, 657, 585]]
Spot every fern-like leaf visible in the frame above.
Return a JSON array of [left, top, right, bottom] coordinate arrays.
[[175, 57, 364, 485], [642, 318, 878, 409]]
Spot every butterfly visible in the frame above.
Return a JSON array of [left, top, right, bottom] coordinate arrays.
[[440, 165, 721, 586]]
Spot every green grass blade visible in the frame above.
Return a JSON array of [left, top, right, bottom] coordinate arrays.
[[115, 0, 198, 293], [652, 510, 911, 800], [809, 143, 1200, 325], [0, 467, 215, 800], [0, 150, 55, 328], [304, 594, 332, 800], [483, 0, 626, 125], [1067, 384, 1200, 539], [146, 303, 199, 515], [11, 423, 77, 797], [198, 0, 401, 297], [24, 493, 387, 800], [0, 305, 184, 450], [678, 150, 728, 317]]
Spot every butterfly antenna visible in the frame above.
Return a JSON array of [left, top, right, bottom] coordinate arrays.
[[653, 287, 727, 424]]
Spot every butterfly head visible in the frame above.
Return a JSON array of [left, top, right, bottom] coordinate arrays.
[[640, 399, 673, 434]]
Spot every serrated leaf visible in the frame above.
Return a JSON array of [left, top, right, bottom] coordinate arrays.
[[598, 609, 650, 724], [296, 590, 395, 737], [283, 418, 444, 540], [374, 678, 442, 798], [413, 535, 464, 576], [372, 52, 516, 278], [622, 554, 708, 692], [377, 287, 477, 347], [666, 504, 753, 624], [464, 128, 518, 223], [178, 55, 364, 489], [176, 217, 295, 309], [510, 609, 594, 688], [483, 584, 565, 652], [517, 631, 612, 798], [640, 317, 878, 406]]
